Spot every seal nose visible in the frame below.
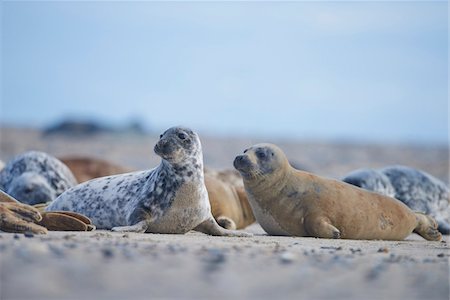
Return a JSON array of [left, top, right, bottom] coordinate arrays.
[[154, 139, 166, 155], [235, 155, 245, 162], [233, 155, 247, 169]]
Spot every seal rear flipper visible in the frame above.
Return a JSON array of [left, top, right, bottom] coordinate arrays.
[[413, 212, 442, 241], [40, 211, 95, 231], [216, 216, 237, 230], [46, 210, 93, 225], [5, 202, 43, 223], [0, 204, 48, 234], [112, 220, 148, 233], [194, 216, 252, 237], [38, 212, 89, 231]]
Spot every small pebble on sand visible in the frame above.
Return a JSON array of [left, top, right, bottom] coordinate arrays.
[[24, 232, 34, 238], [279, 251, 297, 264]]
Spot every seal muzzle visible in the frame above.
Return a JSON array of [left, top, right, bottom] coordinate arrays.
[[233, 155, 253, 174], [154, 138, 175, 157]]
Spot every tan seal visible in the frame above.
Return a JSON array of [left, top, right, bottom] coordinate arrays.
[[233, 143, 441, 241], [59, 156, 133, 183], [204, 169, 255, 230]]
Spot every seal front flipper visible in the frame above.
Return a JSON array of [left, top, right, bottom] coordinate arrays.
[[304, 214, 341, 239], [0, 190, 48, 234], [112, 220, 148, 233], [194, 216, 253, 237]]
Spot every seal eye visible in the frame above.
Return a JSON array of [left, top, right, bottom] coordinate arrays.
[[256, 151, 266, 159], [159, 134, 163, 139], [178, 133, 187, 140], [243, 149, 248, 153]]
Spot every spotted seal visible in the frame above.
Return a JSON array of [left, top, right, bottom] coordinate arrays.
[[0, 151, 77, 205], [343, 166, 450, 234], [46, 126, 251, 236], [58, 157, 255, 230], [234, 143, 441, 241]]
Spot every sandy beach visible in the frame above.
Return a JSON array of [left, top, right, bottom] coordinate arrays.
[[0, 127, 449, 299], [0, 226, 448, 300]]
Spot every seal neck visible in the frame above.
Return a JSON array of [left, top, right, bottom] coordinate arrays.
[[160, 156, 204, 182]]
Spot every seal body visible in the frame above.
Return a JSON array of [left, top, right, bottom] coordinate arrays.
[[47, 127, 250, 237], [204, 169, 255, 230], [234, 143, 441, 241], [343, 166, 450, 234], [0, 151, 77, 205]]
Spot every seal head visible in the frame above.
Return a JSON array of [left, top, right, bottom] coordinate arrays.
[[8, 172, 56, 205], [234, 143, 289, 182], [0, 151, 77, 205], [154, 127, 202, 170]]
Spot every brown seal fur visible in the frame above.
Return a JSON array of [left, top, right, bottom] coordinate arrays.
[[59, 156, 133, 183], [204, 169, 255, 230], [233, 143, 441, 241]]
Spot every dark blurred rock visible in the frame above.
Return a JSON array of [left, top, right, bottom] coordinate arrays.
[[43, 120, 113, 136], [42, 118, 149, 137]]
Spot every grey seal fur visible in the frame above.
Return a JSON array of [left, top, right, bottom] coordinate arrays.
[[343, 165, 450, 234], [46, 126, 251, 236], [0, 151, 77, 205], [342, 169, 396, 198]]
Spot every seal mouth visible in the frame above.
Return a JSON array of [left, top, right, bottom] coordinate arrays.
[[155, 140, 172, 156]]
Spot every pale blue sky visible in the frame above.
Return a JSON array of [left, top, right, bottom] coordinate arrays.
[[1, 1, 448, 144]]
